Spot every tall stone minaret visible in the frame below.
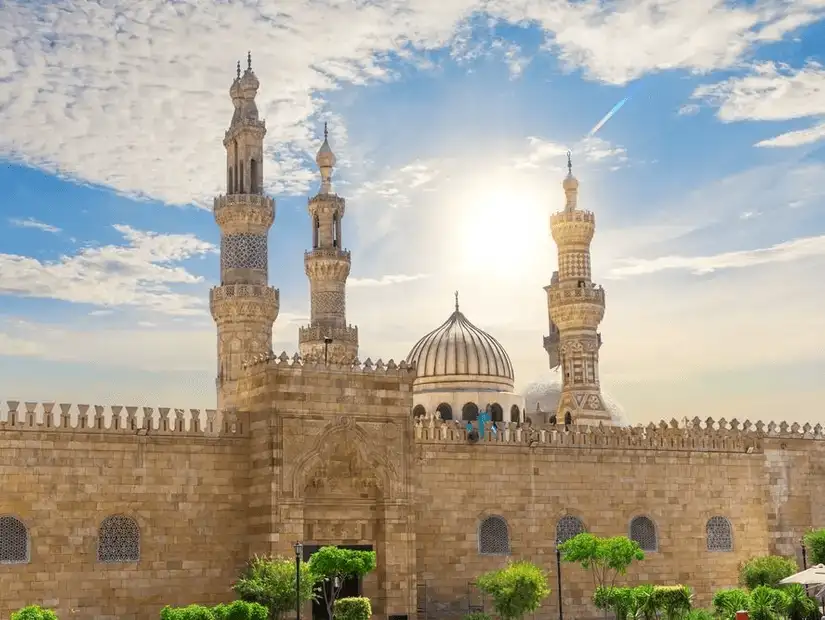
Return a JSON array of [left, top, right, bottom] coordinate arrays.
[[298, 124, 359, 364], [210, 53, 279, 408], [544, 153, 612, 425]]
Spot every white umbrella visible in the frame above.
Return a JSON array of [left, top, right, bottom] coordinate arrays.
[[781, 565, 825, 585]]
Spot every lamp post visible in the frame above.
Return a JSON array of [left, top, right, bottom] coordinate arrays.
[[294, 542, 303, 620], [324, 337, 333, 366], [802, 538, 808, 570], [555, 539, 564, 620]]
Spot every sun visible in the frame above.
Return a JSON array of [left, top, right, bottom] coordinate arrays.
[[447, 172, 551, 277]]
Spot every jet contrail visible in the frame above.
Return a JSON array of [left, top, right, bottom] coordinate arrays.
[[587, 97, 629, 138]]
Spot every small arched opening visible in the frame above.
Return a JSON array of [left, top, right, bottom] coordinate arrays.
[[227, 167, 233, 195], [313, 217, 320, 249], [489, 403, 503, 422], [462, 402, 479, 421], [412, 405, 426, 418], [564, 411, 573, 426], [510, 404, 520, 423], [436, 403, 453, 420], [332, 214, 339, 248], [250, 158, 259, 194]]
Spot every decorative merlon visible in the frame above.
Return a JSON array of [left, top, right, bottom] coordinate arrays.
[[242, 350, 415, 376], [414, 417, 824, 452], [0, 402, 247, 436]]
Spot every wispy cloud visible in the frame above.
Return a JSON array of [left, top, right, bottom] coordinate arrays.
[[513, 135, 627, 170], [350, 273, 429, 287], [608, 235, 825, 278], [8, 217, 61, 233], [0, 225, 215, 315]]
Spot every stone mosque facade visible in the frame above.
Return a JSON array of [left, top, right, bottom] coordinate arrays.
[[2, 57, 825, 620]]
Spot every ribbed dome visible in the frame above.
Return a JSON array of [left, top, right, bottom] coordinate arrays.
[[406, 297, 515, 391]]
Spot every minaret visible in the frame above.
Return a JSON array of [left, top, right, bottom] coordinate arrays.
[[210, 53, 279, 408], [298, 124, 359, 364], [544, 153, 612, 425]]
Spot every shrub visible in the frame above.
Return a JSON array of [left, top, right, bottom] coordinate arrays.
[[803, 529, 825, 566], [11, 607, 59, 620], [682, 610, 715, 620], [160, 605, 215, 620], [749, 585, 789, 620], [712, 588, 751, 620], [651, 585, 692, 620], [593, 586, 635, 620], [782, 583, 819, 620], [212, 601, 269, 620], [740, 556, 798, 589], [333, 597, 371, 620], [475, 561, 550, 620], [233, 555, 318, 619], [463, 614, 493, 620]]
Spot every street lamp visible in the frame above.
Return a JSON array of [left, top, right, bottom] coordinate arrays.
[[294, 542, 304, 620], [555, 539, 564, 620], [802, 538, 809, 570]]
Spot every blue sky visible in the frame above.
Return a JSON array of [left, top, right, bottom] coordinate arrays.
[[2, 0, 825, 423]]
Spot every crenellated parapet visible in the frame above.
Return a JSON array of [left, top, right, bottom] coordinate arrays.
[[0, 401, 247, 437], [414, 416, 825, 453], [213, 194, 275, 231], [308, 192, 346, 217], [242, 350, 415, 377]]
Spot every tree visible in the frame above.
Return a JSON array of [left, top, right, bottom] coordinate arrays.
[[782, 584, 819, 620], [803, 529, 825, 566], [11, 607, 59, 620], [308, 546, 376, 620], [748, 585, 788, 620], [233, 555, 318, 619], [475, 561, 550, 620], [558, 533, 645, 592], [739, 556, 798, 590]]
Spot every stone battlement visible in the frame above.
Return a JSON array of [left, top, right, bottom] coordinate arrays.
[[551, 209, 595, 224], [414, 417, 825, 453], [242, 350, 415, 376], [0, 401, 247, 436]]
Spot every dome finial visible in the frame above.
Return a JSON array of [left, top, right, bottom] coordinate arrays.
[[236, 60, 241, 79], [324, 121, 328, 140], [567, 150, 573, 176], [454, 290, 459, 312], [247, 51, 252, 71]]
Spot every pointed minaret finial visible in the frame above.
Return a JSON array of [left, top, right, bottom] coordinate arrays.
[[567, 150, 573, 176], [247, 51, 252, 71], [454, 291, 459, 312], [324, 122, 329, 139], [236, 61, 241, 79]]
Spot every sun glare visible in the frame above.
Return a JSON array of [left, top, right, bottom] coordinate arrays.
[[448, 173, 551, 277]]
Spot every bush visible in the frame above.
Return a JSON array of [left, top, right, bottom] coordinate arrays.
[[160, 605, 215, 620], [749, 585, 789, 620], [782, 583, 819, 620], [212, 601, 269, 620], [713, 588, 751, 620], [333, 597, 371, 620], [740, 556, 798, 589], [476, 561, 550, 620], [11, 607, 59, 620], [463, 614, 493, 620], [803, 529, 825, 566], [233, 555, 318, 619], [651, 585, 692, 620], [593, 586, 635, 620], [682, 610, 715, 620]]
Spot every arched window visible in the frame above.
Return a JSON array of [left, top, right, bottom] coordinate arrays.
[[313, 216, 320, 249], [478, 515, 510, 555], [98, 515, 140, 563], [556, 515, 586, 544], [629, 516, 658, 552], [250, 158, 259, 194], [489, 403, 503, 422], [0, 515, 30, 564], [332, 214, 339, 248], [462, 402, 479, 421], [706, 516, 733, 552], [510, 404, 520, 423], [412, 405, 426, 418], [436, 403, 453, 420], [227, 167, 233, 195]]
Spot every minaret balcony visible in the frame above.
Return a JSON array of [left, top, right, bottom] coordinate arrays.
[[213, 194, 275, 229], [304, 248, 352, 261], [550, 209, 595, 225], [308, 193, 346, 216], [547, 284, 605, 308], [223, 118, 266, 144], [298, 324, 359, 345], [209, 284, 279, 321]]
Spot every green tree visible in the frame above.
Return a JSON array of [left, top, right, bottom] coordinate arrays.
[[11, 607, 59, 620], [712, 588, 751, 620], [740, 556, 798, 590], [332, 597, 371, 620], [558, 533, 645, 592], [308, 546, 376, 620], [781, 584, 819, 620], [475, 561, 551, 620], [748, 585, 788, 620], [593, 586, 635, 620], [803, 529, 825, 566], [233, 555, 318, 620]]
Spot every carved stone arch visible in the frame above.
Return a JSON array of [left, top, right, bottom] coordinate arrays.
[[291, 417, 398, 499]]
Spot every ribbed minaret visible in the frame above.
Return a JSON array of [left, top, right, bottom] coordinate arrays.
[[544, 153, 612, 425], [210, 53, 279, 408], [298, 124, 359, 364]]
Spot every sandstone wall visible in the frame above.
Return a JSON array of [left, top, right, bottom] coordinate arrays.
[[415, 426, 772, 620], [0, 414, 249, 620]]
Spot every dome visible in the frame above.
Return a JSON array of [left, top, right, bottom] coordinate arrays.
[[406, 297, 515, 392]]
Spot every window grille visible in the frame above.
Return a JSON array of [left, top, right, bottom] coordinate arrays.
[[706, 516, 733, 552], [97, 515, 140, 563], [0, 516, 29, 564], [478, 516, 510, 555], [629, 516, 658, 551], [556, 515, 585, 544]]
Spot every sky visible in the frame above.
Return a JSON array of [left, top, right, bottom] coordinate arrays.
[[1, 0, 825, 424]]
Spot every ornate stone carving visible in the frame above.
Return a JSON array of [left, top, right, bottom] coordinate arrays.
[[221, 233, 268, 272]]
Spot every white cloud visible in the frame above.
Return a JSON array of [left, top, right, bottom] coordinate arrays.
[[0, 225, 215, 315], [609, 234, 825, 278], [349, 273, 429, 287], [1, 0, 822, 211], [514, 135, 627, 170], [690, 61, 825, 147], [8, 217, 61, 233]]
